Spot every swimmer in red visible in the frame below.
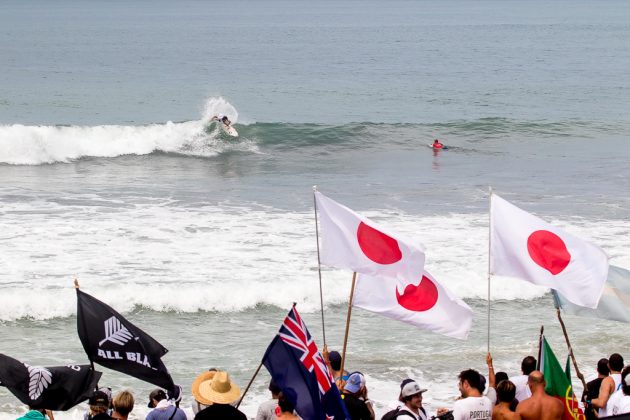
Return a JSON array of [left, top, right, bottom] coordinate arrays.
[[433, 139, 444, 149]]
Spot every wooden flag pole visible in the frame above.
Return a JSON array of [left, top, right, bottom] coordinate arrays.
[[236, 361, 264, 409], [339, 272, 357, 388], [74, 279, 98, 383], [556, 307, 588, 392], [537, 325, 544, 370], [313, 186, 327, 347], [239, 302, 297, 408]]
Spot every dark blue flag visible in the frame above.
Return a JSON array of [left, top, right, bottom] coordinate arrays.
[[262, 306, 349, 420]]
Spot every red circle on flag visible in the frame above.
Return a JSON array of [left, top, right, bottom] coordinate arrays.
[[395, 275, 438, 312], [527, 230, 571, 275], [356, 222, 402, 265]]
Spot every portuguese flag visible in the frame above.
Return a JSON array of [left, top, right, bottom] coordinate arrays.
[[540, 336, 585, 420]]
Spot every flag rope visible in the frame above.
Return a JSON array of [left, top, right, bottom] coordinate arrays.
[[339, 272, 357, 389], [313, 186, 327, 347]]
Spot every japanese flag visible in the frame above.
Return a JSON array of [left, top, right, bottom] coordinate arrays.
[[490, 194, 609, 308], [353, 271, 473, 339], [315, 191, 425, 281]]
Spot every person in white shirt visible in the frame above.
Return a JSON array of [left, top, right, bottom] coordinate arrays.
[[256, 379, 281, 420], [398, 380, 429, 420], [608, 366, 630, 416], [510, 356, 536, 402], [437, 369, 492, 420], [592, 353, 624, 417]]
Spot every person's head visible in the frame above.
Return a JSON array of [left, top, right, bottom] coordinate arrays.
[[527, 371, 546, 393], [597, 358, 610, 376], [168, 385, 183, 408], [89, 390, 111, 415], [147, 389, 167, 408], [191, 370, 241, 406], [269, 379, 281, 398], [458, 369, 483, 397], [496, 380, 516, 403], [434, 139, 439, 144], [609, 353, 624, 372], [399, 379, 427, 410], [621, 366, 630, 396], [329, 351, 342, 371], [112, 390, 134, 417], [495, 371, 509, 384], [221, 116, 228, 123], [344, 372, 365, 395], [191, 370, 217, 414], [521, 356, 537, 375], [278, 388, 298, 414], [479, 375, 487, 393], [98, 387, 113, 409]]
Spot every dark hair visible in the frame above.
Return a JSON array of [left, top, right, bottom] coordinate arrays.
[[621, 366, 630, 396], [329, 351, 342, 371], [609, 354, 624, 372], [521, 356, 537, 375], [278, 389, 297, 413], [269, 379, 281, 395], [459, 369, 482, 392], [495, 372, 509, 383], [496, 380, 516, 403], [597, 358, 610, 376]]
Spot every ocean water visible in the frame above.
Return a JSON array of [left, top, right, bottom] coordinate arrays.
[[1, 0, 630, 419]]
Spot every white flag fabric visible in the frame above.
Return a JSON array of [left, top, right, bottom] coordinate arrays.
[[553, 265, 630, 323], [490, 194, 608, 309], [315, 191, 425, 281], [353, 271, 473, 339]]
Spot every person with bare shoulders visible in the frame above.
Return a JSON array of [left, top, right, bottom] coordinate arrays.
[[515, 371, 562, 420], [591, 353, 624, 417], [492, 380, 520, 420]]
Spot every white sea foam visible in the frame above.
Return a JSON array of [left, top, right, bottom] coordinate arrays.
[[0, 97, 255, 165], [0, 200, 628, 322]]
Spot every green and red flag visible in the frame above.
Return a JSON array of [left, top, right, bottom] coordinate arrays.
[[539, 336, 585, 420]]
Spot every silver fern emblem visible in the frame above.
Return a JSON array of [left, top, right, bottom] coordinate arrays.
[[98, 316, 134, 346], [24, 364, 52, 400]]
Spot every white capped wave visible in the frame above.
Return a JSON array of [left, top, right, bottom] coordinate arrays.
[[0, 97, 253, 165], [1, 199, 627, 322]]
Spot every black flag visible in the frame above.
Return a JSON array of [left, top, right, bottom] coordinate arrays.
[[76, 288, 175, 392], [0, 353, 101, 410]]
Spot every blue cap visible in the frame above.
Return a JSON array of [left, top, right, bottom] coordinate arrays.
[[345, 372, 365, 394]]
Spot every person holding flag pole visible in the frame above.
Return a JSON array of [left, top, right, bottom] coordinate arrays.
[[237, 303, 349, 420]]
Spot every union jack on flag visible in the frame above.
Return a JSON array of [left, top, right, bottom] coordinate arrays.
[[262, 306, 349, 420], [279, 307, 333, 395]]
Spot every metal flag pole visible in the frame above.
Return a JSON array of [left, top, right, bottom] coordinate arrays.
[[487, 186, 493, 353], [313, 186, 327, 347], [339, 272, 357, 389]]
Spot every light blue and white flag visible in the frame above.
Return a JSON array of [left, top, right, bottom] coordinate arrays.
[[552, 265, 630, 323]]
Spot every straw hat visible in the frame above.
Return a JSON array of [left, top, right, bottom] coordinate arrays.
[[191, 370, 241, 405]]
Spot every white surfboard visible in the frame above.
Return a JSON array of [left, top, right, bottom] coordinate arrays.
[[222, 124, 238, 137]]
